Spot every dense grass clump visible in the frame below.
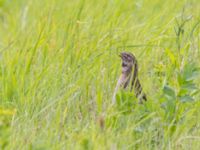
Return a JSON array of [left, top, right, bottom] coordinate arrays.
[[0, 0, 200, 149]]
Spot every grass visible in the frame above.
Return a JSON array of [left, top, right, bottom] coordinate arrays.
[[0, 0, 200, 149]]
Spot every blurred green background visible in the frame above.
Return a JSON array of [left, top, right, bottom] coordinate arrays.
[[0, 0, 200, 149]]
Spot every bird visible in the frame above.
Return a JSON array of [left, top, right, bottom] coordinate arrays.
[[112, 52, 147, 104]]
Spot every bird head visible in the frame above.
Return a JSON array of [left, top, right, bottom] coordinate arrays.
[[119, 52, 135, 73]]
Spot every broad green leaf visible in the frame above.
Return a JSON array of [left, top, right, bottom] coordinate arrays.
[[178, 88, 188, 96], [163, 85, 176, 99], [179, 95, 194, 103], [181, 83, 198, 91], [185, 70, 200, 81]]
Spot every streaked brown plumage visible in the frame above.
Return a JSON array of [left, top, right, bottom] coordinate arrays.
[[112, 52, 147, 104]]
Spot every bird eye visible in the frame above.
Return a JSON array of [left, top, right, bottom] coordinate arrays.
[[122, 62, 127, 67]]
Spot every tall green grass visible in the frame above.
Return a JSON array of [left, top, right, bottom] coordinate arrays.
[[0, 0, 200, 149]]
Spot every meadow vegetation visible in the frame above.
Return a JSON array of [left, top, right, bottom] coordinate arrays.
[[0, 0, 200, 149]]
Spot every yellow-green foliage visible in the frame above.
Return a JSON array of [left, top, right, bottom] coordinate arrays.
[[0, 0, 200, 149]]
